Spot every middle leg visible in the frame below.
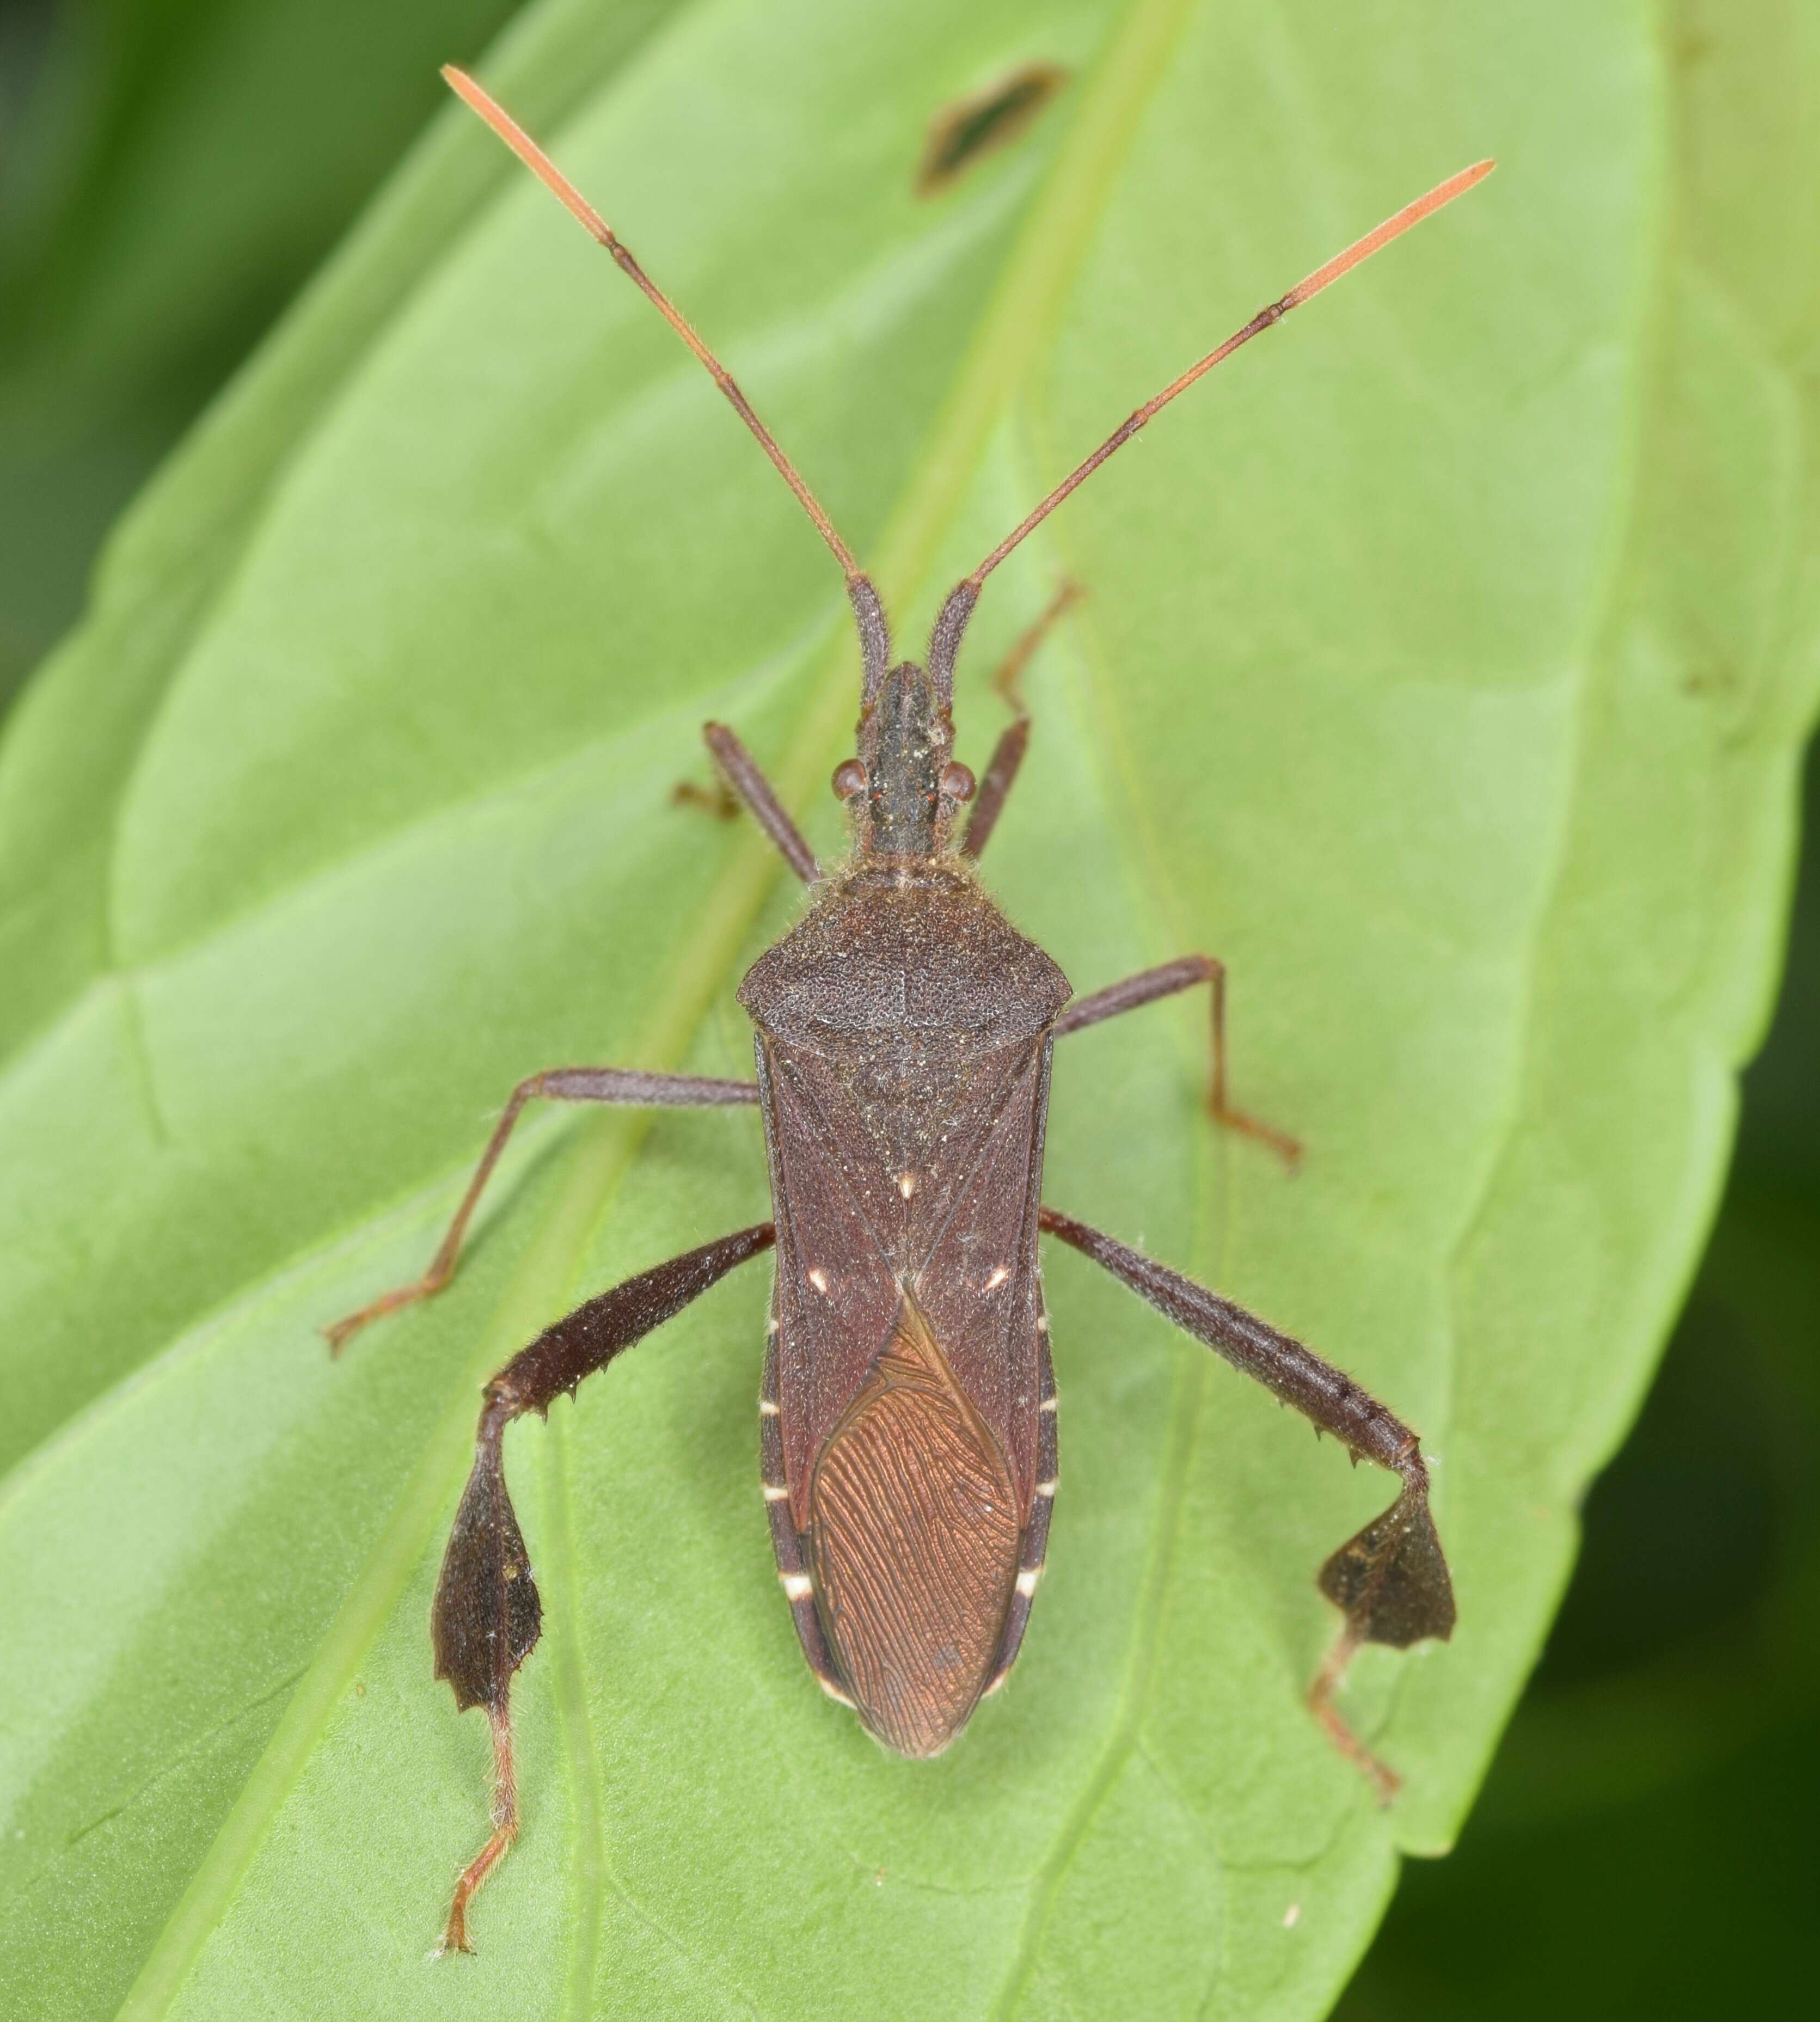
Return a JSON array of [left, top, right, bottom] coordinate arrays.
[[1055, 955, 1300, 1167], [961, 579, 1080, 860], [324, 1065, 758, 1352]]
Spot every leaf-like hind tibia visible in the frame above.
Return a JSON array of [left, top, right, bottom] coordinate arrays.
[[1316, 1490, 1456, 1649], [433, 1445, 543, 1712]]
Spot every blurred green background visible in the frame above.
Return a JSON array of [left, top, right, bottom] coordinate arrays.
[[3, 0, 1814, 2010]]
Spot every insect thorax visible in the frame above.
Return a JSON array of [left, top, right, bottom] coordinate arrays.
[[737, 859, 1070, 1052]]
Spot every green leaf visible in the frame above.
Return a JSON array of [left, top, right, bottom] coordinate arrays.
[[2, 0, 1815, 2015]]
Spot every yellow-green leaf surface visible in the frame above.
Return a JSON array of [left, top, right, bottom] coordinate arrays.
[[3, 0, 1816, 2015]]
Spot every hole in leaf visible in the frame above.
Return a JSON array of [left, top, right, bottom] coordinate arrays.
[[915, 62, 1069, 198]]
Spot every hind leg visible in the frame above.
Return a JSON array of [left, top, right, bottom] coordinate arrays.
[[434, 1221, 776, 1949], [1038, 1204, 1453, 1799], [1055, 955, 1300, 1167]]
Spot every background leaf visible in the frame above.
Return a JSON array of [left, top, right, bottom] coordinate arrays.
[[0, 0, 555, 706], [2, 1, 1816, 2017]]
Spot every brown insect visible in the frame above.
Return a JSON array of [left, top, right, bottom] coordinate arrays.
[[326, 64, 1491, 1952]]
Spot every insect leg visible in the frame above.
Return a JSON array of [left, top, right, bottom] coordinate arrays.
[[699, 722, 819, 881], [671, 779, 740, 820], [961, 580, 1080, 860], [435, 1220, 776, 1952], [1037, 1204, 1453, 1800], [1055, 955, 1300, 1167], [323, 1068, 758, 1352]]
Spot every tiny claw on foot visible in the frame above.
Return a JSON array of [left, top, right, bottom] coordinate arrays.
[[440, 1841, 498, 1955], [322, 1317, 362, 1361], [671, 780, 739, 820], [321, 1278, 439, 1358], [438, 1817, 514, 1954], [1208, 1094, 1302, 1171]]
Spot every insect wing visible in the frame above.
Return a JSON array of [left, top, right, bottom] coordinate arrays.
[[810, 1290, 1019, 1754], [911, 1038, 1052, 1506], [755, 1033, 1055, 1752], [757, 1033, 1051, 1515], [756, 1038, 904, 1522]]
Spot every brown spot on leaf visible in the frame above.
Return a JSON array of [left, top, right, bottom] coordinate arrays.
[[916, 62, 1069, 198]]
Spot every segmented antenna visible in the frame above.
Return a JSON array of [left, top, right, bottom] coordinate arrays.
[[443, 66, 862, 582], [964, 158, 1495, 589]]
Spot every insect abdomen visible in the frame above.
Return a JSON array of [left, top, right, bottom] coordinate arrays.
[[806, 1294, 1019, 1756]]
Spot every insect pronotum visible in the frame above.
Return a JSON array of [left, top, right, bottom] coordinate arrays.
[[326, 64, 1491, 1952]]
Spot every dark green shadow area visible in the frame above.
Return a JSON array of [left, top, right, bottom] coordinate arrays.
[[0, 0, 554, 707]]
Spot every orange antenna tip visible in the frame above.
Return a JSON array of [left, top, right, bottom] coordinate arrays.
[[443, 65, 616, 246], [963, 155, 1494, 589], [1282, 158, 1495, 310], [441, 65, 861, 580]]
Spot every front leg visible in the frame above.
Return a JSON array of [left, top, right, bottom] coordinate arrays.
[[436, 1220, 776, 1952], [1056, 955, 1300, 1167], [961, 579, 1080, 860], [324, 1067, 758, 1353], [1038, 1205, 1453, 1800], [700, 722, 820, 883]]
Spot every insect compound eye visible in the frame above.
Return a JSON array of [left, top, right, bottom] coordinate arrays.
[[939, 762, 976, 802], [831, 758, 868, 800]]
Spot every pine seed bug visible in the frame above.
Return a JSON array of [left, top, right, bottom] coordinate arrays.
[[326, 64, 1492, 1952]]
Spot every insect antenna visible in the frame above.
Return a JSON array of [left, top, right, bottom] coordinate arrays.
[[966, 158, 1493, 590], [442, 65, 887, 676], [924, 158, 1494, 688]]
